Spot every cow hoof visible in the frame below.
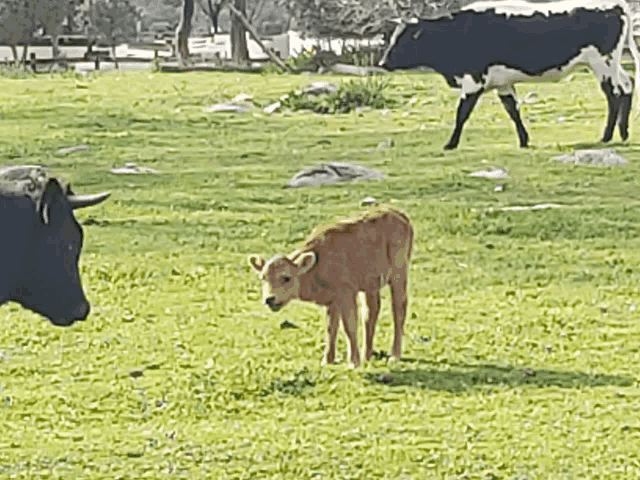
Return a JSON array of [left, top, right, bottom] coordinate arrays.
[[443, 143, 458, 150]]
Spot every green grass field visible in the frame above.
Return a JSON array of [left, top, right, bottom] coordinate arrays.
[[2, 68, 640, 479]]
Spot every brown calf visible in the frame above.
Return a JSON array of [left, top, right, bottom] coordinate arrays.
[[248, 206, 413, 367]]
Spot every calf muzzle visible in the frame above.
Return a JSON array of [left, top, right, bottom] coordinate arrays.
[[265, 296, 283, 312]]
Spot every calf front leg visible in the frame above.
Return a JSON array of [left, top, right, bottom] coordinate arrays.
[[340, 293, 361, 367], [322, 304, 340, 365], [364, 290, 381, 361], [444, 88, 484, 150]]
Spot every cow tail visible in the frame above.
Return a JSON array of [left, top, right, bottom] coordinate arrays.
[[626, 6, 640, 117]]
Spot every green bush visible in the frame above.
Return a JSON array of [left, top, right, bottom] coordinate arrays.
[[280, 76, 393, 113]]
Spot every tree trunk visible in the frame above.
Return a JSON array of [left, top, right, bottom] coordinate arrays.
[[176, 0, 194, 66], [227, 2, 293, 73], [51, 33, 60, 60], [230, 0, 249, 64], [21, 45, 29, 64], [112, 45, 118, 69], [9, 45, 18, 64]]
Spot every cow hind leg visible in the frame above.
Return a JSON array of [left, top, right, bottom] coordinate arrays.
[[617, 73, 633, 141], [363, 290, 381, 361], [600, 79, 623, 143], [498, 86, 529, 147], [444, 89, 484, 150]]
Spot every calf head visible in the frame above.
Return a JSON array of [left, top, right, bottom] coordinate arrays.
[[248, 252, 316, 311], [14, 179, 109, 326]]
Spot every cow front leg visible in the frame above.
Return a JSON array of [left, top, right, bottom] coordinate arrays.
[[618, 92, 632, 140], [498, 87, 529, 147], [322, 303, 340, 365], [600, 79, 621, 143], [617, 73, 633, 141], [364, 290, 381, 361], [444, 89, 484, 150], [340, 293, 361, 367]]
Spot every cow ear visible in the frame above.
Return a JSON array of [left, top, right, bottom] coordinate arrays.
[[295, 252, 316, 274], [248, 255, 265, 272], [39, 179, 64, 225]]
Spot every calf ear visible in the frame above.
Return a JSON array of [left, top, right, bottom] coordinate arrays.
[[248, 255, 265, 272], [295, 252, 316, 274]]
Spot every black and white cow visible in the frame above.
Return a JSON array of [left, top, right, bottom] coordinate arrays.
[[0, 165, 110, 326], [379, 0, 640, 149]]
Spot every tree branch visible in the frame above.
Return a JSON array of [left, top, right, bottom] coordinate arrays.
[[227, 1, 295, 73]]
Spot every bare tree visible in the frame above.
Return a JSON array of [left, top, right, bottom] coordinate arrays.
[[230, 0, 248, 63], [175, 0, 194, 64], [0, 0, 39, 64], [197, 0, 221, 33], [37, 0, 76, 60], [88, 0, 139, 68], [284, 0, 468, 38]]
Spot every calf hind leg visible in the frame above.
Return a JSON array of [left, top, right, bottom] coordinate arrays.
[[364, 290, 381, 361], [389, 274, 409, 361], [444, 89, 484, 150], [498, 86, 529, 147]]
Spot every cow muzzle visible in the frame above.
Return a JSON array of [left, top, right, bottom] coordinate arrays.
[[51, 301, 90, 326]]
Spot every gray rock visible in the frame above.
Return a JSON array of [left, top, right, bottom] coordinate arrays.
[[552, 148, 628, 166], [301, 82, 338, 96], [286, 162, 386, 188], [469, 167, 509, 179], [110, 162, 160, 175], [56, 145, 89, 155], [264, 101, 281, 114], [204, 102, 253, 114]]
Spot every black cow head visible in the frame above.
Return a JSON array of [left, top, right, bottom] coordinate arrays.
[[379, 19, 423, 71], [13, 178, 110, 326]]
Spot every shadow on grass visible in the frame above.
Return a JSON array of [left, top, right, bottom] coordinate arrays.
[[363, 359, 634, 393]]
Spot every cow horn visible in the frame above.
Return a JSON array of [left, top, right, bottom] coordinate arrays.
[[68, 191, 111, 209]]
